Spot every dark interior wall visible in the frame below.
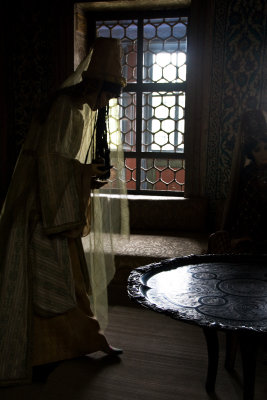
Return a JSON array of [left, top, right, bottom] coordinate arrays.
[[0, 2, 11, 204], [0, 0, 75, 205]]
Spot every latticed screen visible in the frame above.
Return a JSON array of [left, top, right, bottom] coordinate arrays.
[[96, 13, 188, 193]]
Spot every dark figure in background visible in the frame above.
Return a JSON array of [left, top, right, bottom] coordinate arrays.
[[208, 110, 267, 254]]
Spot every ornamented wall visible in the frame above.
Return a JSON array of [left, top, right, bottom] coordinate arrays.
[[206, 0, 267, 207]]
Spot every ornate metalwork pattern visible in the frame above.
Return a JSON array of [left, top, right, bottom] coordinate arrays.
[[128, 254, 267, 332], [96, 13, 188, 194]]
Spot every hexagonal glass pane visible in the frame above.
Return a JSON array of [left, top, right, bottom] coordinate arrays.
[[144, 23, 156, 39], [162, 119, 175, 133], [163, 64, 176, 81], [126, 23, 138, 39], [148, 39, 164, 53], [96, 24, 110, 37], [157, 23, 171, 39], [155, 52, 171, 67], [154, 131, 168, 147], [164, 38, 179, 52], [173, 22, 187, 39], [111, 25, 124, 39], [161, 168, 175, 184], [154, 105, 169, 119]]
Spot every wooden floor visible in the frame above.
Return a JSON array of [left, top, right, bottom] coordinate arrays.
[[1, 305, 267, 400]]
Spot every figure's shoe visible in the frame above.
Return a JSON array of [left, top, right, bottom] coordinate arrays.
[[104, 345, 123, 356]]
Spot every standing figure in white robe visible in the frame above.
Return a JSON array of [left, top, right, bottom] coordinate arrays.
[[0, 37, 129, 386]]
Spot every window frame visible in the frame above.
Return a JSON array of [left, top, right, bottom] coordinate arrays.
[[87, 9, 190, 197]]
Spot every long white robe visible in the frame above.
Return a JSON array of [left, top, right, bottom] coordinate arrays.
[[0, 95, 101, 385]]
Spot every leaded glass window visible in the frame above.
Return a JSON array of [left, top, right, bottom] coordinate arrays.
[[96, 12, 188, 194]]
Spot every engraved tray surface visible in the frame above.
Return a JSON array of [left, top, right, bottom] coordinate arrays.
[[127, 254, 267, 333]]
